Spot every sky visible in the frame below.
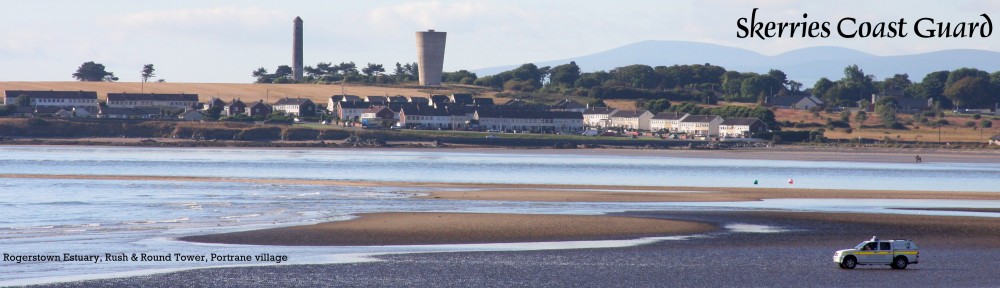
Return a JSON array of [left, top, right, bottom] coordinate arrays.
[[2, 0, 998, 83]]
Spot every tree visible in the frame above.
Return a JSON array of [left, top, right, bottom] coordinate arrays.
[[944, 76, 993, 108], [252, 67, 272, 83], [787, 80, 803, 92], [141, 64, 156, 83], [442, 70, 477, 84], [14, 94, 30, 107], [839, 110, 851, 123], [855, 110, 868, 125], [611, 64, 657, 89], [881, 73, 911, 93], [274, 65, 293, 78], [361, 63, 385, 77], [588, 99, 607, 107], [812, 77, 834, 99], [875, 96, 899, 128], [72, 61, 118, 82], [547, 62, 581, 88], [643, 99, 672, 113]]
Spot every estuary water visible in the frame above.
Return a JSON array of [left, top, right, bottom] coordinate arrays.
[[1, 146, 998, 191], [1, 146, 999, 285]]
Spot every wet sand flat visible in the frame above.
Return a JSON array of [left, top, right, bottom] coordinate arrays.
[[180, 212, 715, 246], [39, 210, 1000, 288]]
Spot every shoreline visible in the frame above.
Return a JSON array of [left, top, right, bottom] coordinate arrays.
[[179, 212, 716, 246], [4, 143, 1000, 164]]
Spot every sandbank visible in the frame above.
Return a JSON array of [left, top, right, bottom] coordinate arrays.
[[180, 212, 715, 246]]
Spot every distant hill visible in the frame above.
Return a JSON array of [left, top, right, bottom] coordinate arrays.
[[473, 40, 1000, 85]]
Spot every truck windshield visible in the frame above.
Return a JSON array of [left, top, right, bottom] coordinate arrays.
[[854, 242, 869, 249]]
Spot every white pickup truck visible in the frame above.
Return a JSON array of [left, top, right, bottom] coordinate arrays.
[[833, 236, 919, 269]]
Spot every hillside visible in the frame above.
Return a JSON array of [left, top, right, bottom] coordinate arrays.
[[474, 40, 1000, 85], [0, 82, 496, 105]]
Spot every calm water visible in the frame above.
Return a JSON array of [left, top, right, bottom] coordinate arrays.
[[1, 146, 998, 191], [1, 146, 999, 285]]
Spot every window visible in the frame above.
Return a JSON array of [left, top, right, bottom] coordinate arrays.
[[879, 242, 891, 250]]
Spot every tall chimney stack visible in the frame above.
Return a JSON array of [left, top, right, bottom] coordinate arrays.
[[293, 17, 304, 82]]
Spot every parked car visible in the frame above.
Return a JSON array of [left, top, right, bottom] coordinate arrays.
[[833, 236, 919, 269]]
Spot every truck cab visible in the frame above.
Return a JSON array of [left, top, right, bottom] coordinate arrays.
[[833, 236, 919, 269]]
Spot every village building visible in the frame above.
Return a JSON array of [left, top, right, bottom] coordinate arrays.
[[551, 99, 587, 113], [473, 97, 494, 107], [609, 110, 653, 130], [408, 96, 430, 105], [399, 107, 469, 130], [649, 112, 689, 132], [583, 107, 618, 128], [990, 134, 1000, 146], [97, 107, 162, 119], [360, 107, 396, 127], [678, 115, 723, 137], [388, 96, 408, 103], [3, 90, 99, 108], [205, 97, 227, 111], [107, 93, 198, 109], [894, 97, 934, 114], [224, 99, 247, 116], [179, 110, 206, 121], [719, 118, 768, 138], [272, 98, 316, 116], [475, 110, 584, 133], [450, 93, 474, 105], [340, 95, 362, 102], [337, 101, 372, 122], [501, 98, 529, 107], [768, 95, 824, 110], [245, 100, 272, 117], [364, 96, 388, 105], [430, 95, 451, 105]]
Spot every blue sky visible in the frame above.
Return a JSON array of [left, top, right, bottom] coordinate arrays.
[[2, 0, 997, 82]]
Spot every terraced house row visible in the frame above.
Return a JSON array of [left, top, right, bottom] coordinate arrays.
[[583, 107, 767, 138], [2, 90, 317, 120]]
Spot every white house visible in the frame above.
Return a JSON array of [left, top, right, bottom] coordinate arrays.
[[718, 118, 767, 138], [678, 115, 723, 137], [4, 90, 99, 108], [609, 110, 653, 130], [337, 101, 372, 121], [399, 107, 466, 129], [273, 98, 316, 116], [107, 93, 198, 109], [650, 112, 688, 132], [583, 107, 618, 127]]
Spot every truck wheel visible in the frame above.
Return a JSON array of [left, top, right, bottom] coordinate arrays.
[[891, 256, 908, 269], [841, 256, 857, 269]]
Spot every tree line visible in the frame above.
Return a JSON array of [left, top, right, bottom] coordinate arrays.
[[251, 62, 479, 85], [71, 61, 162, 83], [474, 62, 1000, 110], [811, 66, 1000, 109]]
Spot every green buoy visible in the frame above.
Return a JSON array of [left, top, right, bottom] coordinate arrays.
[[753, 179, 758, 185]]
